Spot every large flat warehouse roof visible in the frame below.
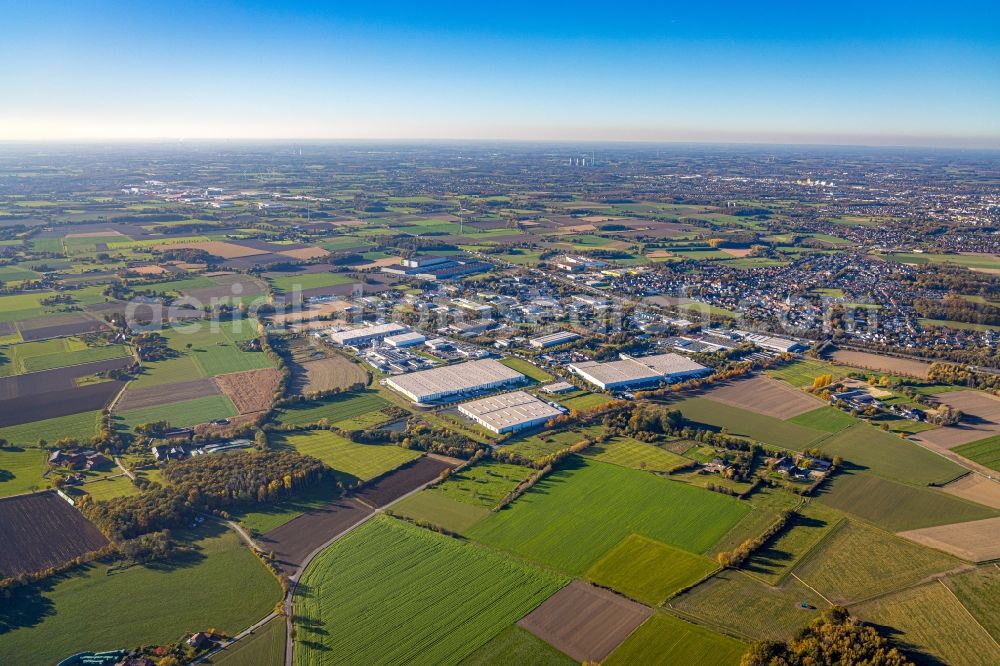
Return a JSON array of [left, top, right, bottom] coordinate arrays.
[[385, 359, 524, 402], [458, 390, 562, 433], [569, 352, 708, 389]]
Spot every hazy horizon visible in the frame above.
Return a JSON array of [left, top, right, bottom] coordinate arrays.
[[2, 1, 998, 147]]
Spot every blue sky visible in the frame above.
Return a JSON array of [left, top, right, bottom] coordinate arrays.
[[1, 1, 998, 146]]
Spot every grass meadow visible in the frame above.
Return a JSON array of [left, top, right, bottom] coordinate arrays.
[[0, 446, 49, 497], [271, 430, 420, 482], [583, 436, 690, 472], [0, 410, 102, 446], [460, 626, 574, 666], [605, 612, 746, 666], [273, 391, 390, 429]]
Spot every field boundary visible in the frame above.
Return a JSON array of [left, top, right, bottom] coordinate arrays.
[[743, 515, 847, 588], [939, 579, 1000, 651]]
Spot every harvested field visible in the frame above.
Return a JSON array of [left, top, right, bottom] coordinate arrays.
[[721, 247, 753, 257], [0, 379, 126, 427], [0, 490, 109, 577], [290, 354, 366, 394], [912, 390, 1000, 449], [517, 580, 652, 663], [17, 314, 108, 341], [898, 516, 1000, 562], [259, 496, 373, 574], [354, 456, 456, 508], [941, 474, 1000, 509], [127, 264, 169, 275], [215, 368, 282, 413], [828, 350, 931, 379], [153, 240, 267, 258], [271, 300, 351, 324], [0, 356, 131, 400], [277, 246, 329, 260], [701, 376, 822, 419], [116, 377, 221, 411]]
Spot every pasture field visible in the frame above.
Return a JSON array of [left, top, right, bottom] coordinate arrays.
[[585, 534, 717, 605], [582, 436, 690, 472], [466, 459, 748, 574], [293, 516, 566, 666], [426, 460, 532, 508], [556, 391, 613, 411], [793, 520, 961, 605], [460, 626, 574, 666], [72, 474, 140, 502], [786, 406, 858, 433], [898, 516, 1000, 562], [270, 430, 420, 482], [710, 488, 802, 555], [943, 566, 1000, 640], [671, 397, 826, 449], [215, 367, 282, 414], [815, 471, 996, 531], [498, 357, 553, 382], [954, 436, 1000, 473], [0, 446, 48, 497], [743, 501, 843, 585], [815, 422, 966, 486], [0, 409, 102, 446], [0, 524, 281, 666], [604, 612, 746, 666], [853, 582, 1000, 666], [208, 616, 285, 666], [115, 394, 238, 431], [233, 481, 344, 535], [670, 570, 826, 641], [391, 490, 491, 533], [267, 271, 354, 293], [765, 358, 855, 388], [503, 424, 604, 462], [273, 391, 391, 428]]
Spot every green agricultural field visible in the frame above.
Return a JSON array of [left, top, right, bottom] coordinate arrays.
[[815, 471, 996, 531], [0, 292, 51, 323], [954, 436, 1000, 473], [672, 397, 827, 449], [557, 391, 613, 411], [0, 524, 282, 666], [886, 252, 1000, 271], [294, 516, 566, 666], [4, 338, 129, 374], [426, 460, 532, 508], [267, 271, 355, 293], [0, 410, 102, 446], [391, 490, 491, 533], [586, 534, 717, 605], [943, 566, 1000, 640], [460, 626, 574, 666], [786, 406, 858, 433], [498, 357, 553, 382], [0, 446, 49, 497], [233, 481, 343, 535], [815, 423, 966, 486], [115, 394, 238, 431], [670, 570, 826, 641], [854, 582, 1000, 666], [467, 459, 748, 574], [274, 391, 390, 428], [208, 617, 285, 666], [743, 501, 844, 585], [766, 359, 855, 388], [71, 474, 140, 502], [583, 436, 690, 472], [605, 612, 746, 666], [710, 489, 802, 556], [793, 520, 960, 605], [271, 430, 420, 482]]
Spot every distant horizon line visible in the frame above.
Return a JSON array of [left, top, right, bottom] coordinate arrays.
[[1, 136, 999, 151]]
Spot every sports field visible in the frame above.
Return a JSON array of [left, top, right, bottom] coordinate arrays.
[[0, 524, 281, 666], [604, 612, 746, 666], [294, 516, 566, 666], [815, 471, 996, 531], [585, 534, 717, 605], [467, 459, 748, 574], [271, 430, 420, 482]]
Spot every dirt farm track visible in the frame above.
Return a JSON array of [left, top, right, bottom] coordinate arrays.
[[0, 491, 109, 578]]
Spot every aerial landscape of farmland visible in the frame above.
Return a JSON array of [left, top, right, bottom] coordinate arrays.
[[2, 4, 1000, 665]]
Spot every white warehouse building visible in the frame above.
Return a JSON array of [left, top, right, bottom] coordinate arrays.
[[458, 390, 564, 434], [568, 352, 709, 391], [328, 322, 410, 347], [384, 359, 525, 404]]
